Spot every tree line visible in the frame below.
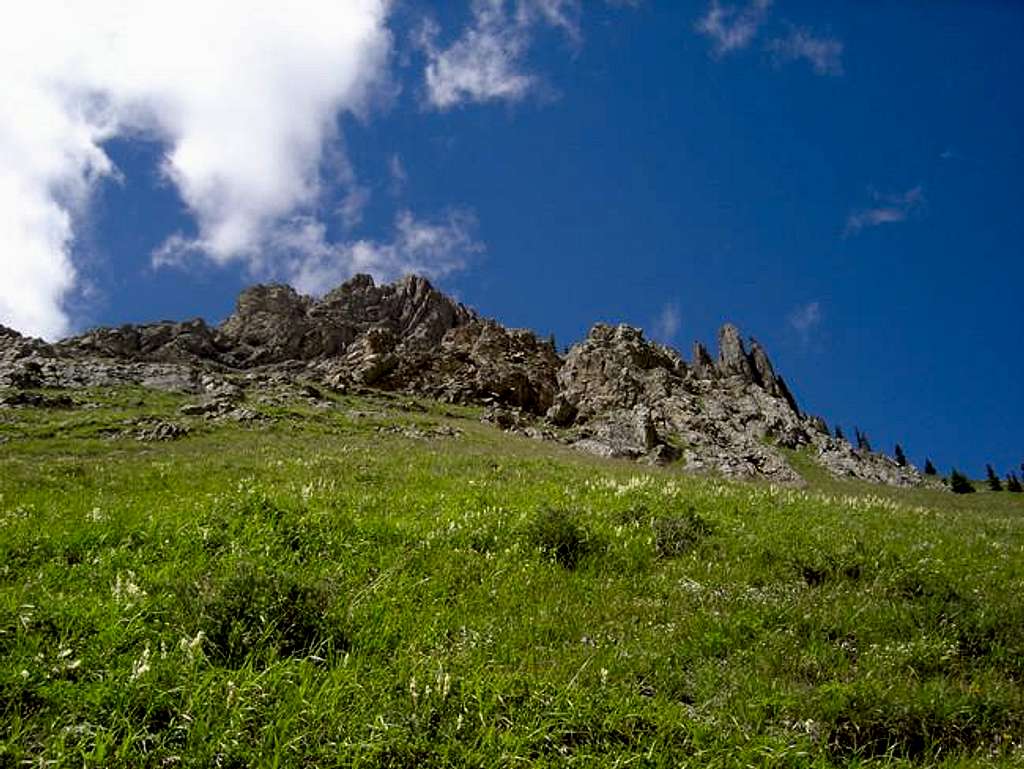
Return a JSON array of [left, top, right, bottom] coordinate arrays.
[[832, 423, 1022, 495]]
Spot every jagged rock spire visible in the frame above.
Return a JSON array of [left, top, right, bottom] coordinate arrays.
[[715, 323, 755, 380], [691, 341, 714, 377]]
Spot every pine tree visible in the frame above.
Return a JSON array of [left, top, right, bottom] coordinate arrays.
[[1006, 473, 1022, 493], [834, 425, 845, 441], [854, 428, 872, 452], [923, 458, 937, 475], [894, 443, 907, 467], [986, 464, 1003, 492], [950, 469, 975, 494]]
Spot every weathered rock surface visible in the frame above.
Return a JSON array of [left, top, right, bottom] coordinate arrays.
[[546, 321, 920, 486], [384, 320, 561, 414], [219, 274, 476, 366], [0, 274, 922, 487]]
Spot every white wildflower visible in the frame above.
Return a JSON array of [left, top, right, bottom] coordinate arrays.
[[131, 644, 151, 681], [112, 572, 146, 604], [179, 630, 206, 661]]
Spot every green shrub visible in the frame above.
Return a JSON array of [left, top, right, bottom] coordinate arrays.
[[189, 564, 347, 667], [524, 508, 594, 569], [651, 508, 713, 558], [822, 680, 1022, 760]]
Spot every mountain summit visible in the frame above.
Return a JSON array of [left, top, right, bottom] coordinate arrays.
[[0, 274, 919, 486]]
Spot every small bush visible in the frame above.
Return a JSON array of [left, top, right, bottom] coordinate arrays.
[[190, 564, 346, 667], [823, 681, 1021, 760], [524, 508, 594, 569], [615, 504, 650, 526], [651, 508, 713, 558]]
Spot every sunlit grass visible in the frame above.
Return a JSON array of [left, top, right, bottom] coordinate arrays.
[[1, 385, 1022, 766]]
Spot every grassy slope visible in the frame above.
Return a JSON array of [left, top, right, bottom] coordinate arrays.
[[1, 386, 1022, 768]]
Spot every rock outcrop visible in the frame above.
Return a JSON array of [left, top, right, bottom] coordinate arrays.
[[0, 274, 923, 487], [219, 273, 476, 366]]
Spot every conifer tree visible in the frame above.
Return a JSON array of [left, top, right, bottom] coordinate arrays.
[[923, 458, 937, 475], [986, 464, 1003, 492], [950, 469, 975, 494], [894, 443, 907, 467], [1006, 473, 1022, 493], [834, 425, 845, 441], [854, 428, 871, 452]]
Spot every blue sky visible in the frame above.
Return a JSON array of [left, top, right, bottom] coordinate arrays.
[[2, 1, 1022, 477]]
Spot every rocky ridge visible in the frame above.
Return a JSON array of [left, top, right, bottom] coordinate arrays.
[[0, 274, 921, 486]]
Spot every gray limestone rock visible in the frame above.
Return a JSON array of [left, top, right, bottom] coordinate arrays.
[[691, 341, 714, 378], [0, 274, 923, 488], [715, 324, 755, 380]]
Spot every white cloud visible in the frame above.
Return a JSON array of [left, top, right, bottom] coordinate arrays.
[[388, 154, 408, 195], [788, 301, 821, 341], [0, 0, 392, 339], [339, 186, 373, 232], [419, 0, 581, 109], [768, 27, 843, 75], [282, 210, 483, 297], [696, 0, 772, 56], [649, 302, 681, 344], [845, 186, 925, 235], [519, 0, 583, 44]]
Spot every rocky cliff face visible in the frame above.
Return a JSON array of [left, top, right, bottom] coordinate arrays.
[[0, 274, 922, 487], [547, 321, 918, 486]]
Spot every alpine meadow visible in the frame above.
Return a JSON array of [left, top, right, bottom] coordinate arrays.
[[2, 1, 1023, 766]]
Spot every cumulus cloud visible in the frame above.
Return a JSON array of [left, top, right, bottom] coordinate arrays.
[[418, 0, 581, 109], [845, 186, 925, 235], [696, 0, 772, 55], [0, 0, 392, 339], [768, 27, 843, 75], [649, 302, 682, 344]]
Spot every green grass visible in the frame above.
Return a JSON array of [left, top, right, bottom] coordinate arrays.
[[1, 385, 1023, 767]]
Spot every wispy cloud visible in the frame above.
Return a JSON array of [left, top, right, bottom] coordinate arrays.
[[788, 301, 822, 342], [388, 154, 408, 196], [649, 302, 681, 344], [696, 2, 844, 77], [418, 0, 582, 110], [339, 185, 372, 231], [695, 0, 772, 56], [845, 186, 926, 235], [768, 27, 843, 75], [156, 209, 483, 298]]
